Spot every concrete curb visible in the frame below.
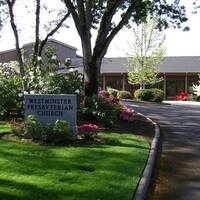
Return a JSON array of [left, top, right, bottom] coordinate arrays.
[[133, 113, 160, 200], [163, 100, 200, 106], [120, 99, 170, 105]]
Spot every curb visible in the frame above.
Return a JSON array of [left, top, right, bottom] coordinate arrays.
[[163, 100, 200, 106], [133, 113, 160, 200], [120, 99, 170, 105]]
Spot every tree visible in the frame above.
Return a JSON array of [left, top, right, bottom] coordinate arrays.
[[127, 16, 164, 89], [4, 0, 70, 76], [62, 0, 187, 96], [0, 0, 6, 31]]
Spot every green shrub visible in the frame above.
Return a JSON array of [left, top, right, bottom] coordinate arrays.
[[150, 88, 164, 102], [188, 94, 200, 101], [39, 72, 83, 95], [52, 120, 73, 144], [134, 89, 153, 101], [107, 87, 119, 97], [117, 90, 132, 99], [134, 88, 164, 102], [81, 96, 120, 127], [11, 125, 24, 137], [0, 76, 23, 116], [23, 47, 83, 95], [24, 115, 43, 140], [24, 115, 73, 145]]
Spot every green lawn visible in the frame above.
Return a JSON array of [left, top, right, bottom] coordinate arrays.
[[0, 128, 150, 200], [0, 123, 12, 133]]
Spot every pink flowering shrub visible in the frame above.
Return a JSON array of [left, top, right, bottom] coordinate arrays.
[[119, 106, 135, 122], [80, 90, 85, 96], [78, 124, 101, 142], [174, 92, 189, 101], [98, 90, 109, 98], [105, 96, 119, 105]]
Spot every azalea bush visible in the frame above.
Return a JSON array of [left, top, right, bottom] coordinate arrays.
[[78, 123, 100, 142], [119, 106, 135, 122], [105, 96, 119, 105], [174, 92, 189, 101], [98, 89, 119, 105], [98, 90, 109, 98], [80, 95, 121, 127], [79, 89, 136, 126]]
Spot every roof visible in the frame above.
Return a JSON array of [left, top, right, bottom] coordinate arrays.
[[0, 48, 16, 55], [71, 56, 200, 74], [160, 56, 200, 73], [0, 39, 78, 55], [23, 38, 78, 51]]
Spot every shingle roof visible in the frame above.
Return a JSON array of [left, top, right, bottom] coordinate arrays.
[[71, 56, 200, 74], [160, 56, 200, 73], [0, 39, 78, 55], [22, 38, 78, 51]]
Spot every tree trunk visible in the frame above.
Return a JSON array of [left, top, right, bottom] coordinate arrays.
[[84, 58, 101, 97], [7, 0, 24, 76]]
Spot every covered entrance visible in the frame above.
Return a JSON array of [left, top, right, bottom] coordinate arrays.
[[166, 76, 185, 99]]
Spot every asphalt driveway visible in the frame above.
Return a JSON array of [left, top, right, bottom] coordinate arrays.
[[121, 101, 200, 200]]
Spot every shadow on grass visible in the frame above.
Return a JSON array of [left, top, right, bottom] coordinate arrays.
[[84, 136, 150, 150], [0, 133, 149, 200]]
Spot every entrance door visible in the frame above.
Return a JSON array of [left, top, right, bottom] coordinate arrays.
[[166, 77, 185, 99]]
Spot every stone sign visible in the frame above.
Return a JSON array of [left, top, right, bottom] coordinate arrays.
[[24, 94, 77, 133]]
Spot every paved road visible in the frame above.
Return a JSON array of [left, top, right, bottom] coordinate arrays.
[[121, 101, 200, 200]]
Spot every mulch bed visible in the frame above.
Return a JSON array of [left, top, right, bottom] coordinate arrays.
[[110, 114, 155, 143]]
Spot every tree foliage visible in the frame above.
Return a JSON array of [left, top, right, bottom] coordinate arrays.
[[62, 0, 187, 96], [0, 0, 6, 31], [127, 16, 164, 89]]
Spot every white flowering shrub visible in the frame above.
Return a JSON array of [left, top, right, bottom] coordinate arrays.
[[23, 47, 82, 94], [0, 61, 19, 76], [0, 48, 81, 117], [193, 81, 200, 96], [40, 71, 83, 94]]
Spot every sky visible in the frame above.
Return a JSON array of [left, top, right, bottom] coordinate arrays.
[[0, 0, 199, 57]]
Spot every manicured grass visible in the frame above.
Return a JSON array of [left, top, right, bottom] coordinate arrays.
[[0, 123, 12, 134], [0, 131, 150, 200]]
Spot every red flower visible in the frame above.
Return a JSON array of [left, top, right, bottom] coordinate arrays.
[[78, 124, 101, 142], [78, 124, 100, 133], [174, 92, 189, 101]]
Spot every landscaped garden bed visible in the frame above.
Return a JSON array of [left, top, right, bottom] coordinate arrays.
[[0, 53, 155, 200], [0, 121, 151, 200]]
